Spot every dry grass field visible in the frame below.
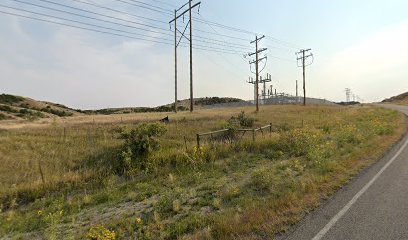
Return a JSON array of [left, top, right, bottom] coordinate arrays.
[[0, 104, 406, 239]]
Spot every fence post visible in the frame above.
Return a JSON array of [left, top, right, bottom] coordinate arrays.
[[184, 136, 188, 152], [196, 134, 200, 149], [252, 129, 256, 142], [269, 123, 272, 138]]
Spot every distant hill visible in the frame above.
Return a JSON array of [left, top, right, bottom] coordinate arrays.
[[0, 94, 247, 120], [382, 92, 408, 105], [83, 97, 246, 115], [0, 94, 80, 121]]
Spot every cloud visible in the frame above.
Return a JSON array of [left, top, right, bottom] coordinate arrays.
[[0, 15, 174, 109], [315, 19, 408, 102]]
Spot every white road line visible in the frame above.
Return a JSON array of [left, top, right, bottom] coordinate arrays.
[[312, 135, 408, 240]]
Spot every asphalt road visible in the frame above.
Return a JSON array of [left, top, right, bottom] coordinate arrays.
[[278, 104, 408, 240]]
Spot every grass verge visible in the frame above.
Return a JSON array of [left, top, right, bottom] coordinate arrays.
[[0, 104, 406, 239]]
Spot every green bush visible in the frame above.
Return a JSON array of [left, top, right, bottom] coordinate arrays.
[[334, 124, 363, 148], [280, 128, 323, 157], [0, 113, 8, 120], [0, 94, 24, 104], [214, 118, 240, 142], [86, 225, 116, 240], [39, 107, 73, 117], [119, 123, 167, 169], [249, 167, 277, 194], [0, 105, 16, 113], [236, 111, 255, 127], [16, 109, 45, 120]]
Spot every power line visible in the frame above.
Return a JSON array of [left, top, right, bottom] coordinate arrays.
[[0, 5, 251, 56], [0, 8, 248, 57], [265, 35, 301, 50], [149, 0, 177, 8], [38, 0, 168, 28], [191, 38, 251, 51], [9, 0, 251, 51], [0, 9, 175, 45], [42, 0, 253, 49], [195, 48, 249, 87], [73, 0, 255, 43], [267, 54, 296, 63], [193, 34, 252, 49], [70, 0, 168, 24], [194, 28, 251, 42], [79, 0, 302, 51], [11, 0, 172, 35], [2, 2, 298, 61], [193, 15, 256, 35], [114, 0, 172, 16], [191, 12, 302, 50], [0, 4, 175, 42], [194, 12, 250, 73], [124, 0, 172, 12]]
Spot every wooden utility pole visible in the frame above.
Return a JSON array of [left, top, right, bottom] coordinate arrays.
[[174, 9, 177, 113], [249, 35, 267, 112], [302, 51, 306, 106], [188, 0, 193, 112], [169, 0, 201, 112], [296, 49, 313, 106], [255, 36, 259, 111], [296, 80, 298, 98]]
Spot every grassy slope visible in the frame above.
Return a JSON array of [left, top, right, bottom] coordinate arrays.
[[0, 94, 246, 121], [0, 105, 406, 239], [0, 94, 79, 120], [382, 92, 408, 106]]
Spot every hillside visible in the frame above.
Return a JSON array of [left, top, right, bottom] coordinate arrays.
[[80, 97, 245, 115], [0, 94, 80, 120], [0, 94, 247, 120], [382, 92, 408, 106]]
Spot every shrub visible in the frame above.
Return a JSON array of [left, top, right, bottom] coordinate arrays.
[[40, 107, 73, 117], [236, 111, 255, 127], [119, 123, 167, 168], [86, 225, 116, 240], [0, 94, 24, 104], [249, 167, 277, 194], [334, 124, 363, 148], [154, 194, 175, 217], [0, 105, 16, 113], [214, 119, 240, 142], [0, 113, 9, 120], [280, 128, 323, 157]]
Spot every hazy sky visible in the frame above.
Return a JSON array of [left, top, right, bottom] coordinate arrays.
[[0, 0, 407, 109]]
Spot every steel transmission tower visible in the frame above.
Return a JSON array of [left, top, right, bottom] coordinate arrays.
[[345, 88, 351, 103]]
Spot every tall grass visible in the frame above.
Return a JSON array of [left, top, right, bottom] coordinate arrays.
[[0, 105, 405, 239]]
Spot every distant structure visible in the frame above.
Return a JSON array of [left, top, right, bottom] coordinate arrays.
[[248, 35, 267, 112], [345, 88, 363, 103], [345, 88, 351, 103], [296, 49, 314, 106]]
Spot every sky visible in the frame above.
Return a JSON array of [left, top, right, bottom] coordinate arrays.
[[0, 0, 407, 109]]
